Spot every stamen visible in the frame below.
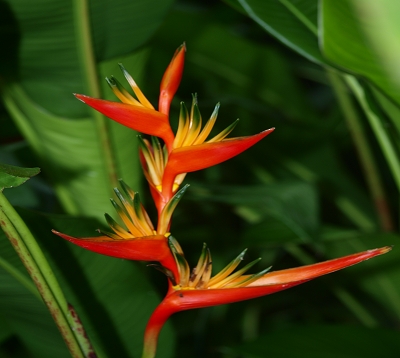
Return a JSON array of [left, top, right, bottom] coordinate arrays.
[[189, 244, 210, 288], [106, 76, 142, 106], [208, 249, 247, 287], [158, 185, 190, 234], [209, 258, 262, 289], [118, 63, 154, 110], [182, 94, 202, 147], [207, 119, 239, 143], [192, 102, 220, 145], [113, 189, 147, 236], [169, 236, 190, 287], [224, 266, 272, 288], [104, 213, 133, 239], [132, 193, 155, 235], [151, 137, 166, 176], [196, 253, 212, 289], [138, 137, 162, 187], [173, 102, 190, 149], [119, 179, 135, 201]]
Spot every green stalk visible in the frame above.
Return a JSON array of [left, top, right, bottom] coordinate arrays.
[[345, 75, 400, 193], [0, 192, 95, 358], [72, 0, 118, 190], [328, 70, 394, 231]]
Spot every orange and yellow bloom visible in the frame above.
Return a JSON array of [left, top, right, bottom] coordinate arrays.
[[74, 43, 274, 213], [52, 181, 189, 279], [52, 44, 393, 358], [142, 241, 391, 358]]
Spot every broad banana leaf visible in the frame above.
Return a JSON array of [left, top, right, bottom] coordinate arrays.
[[1, 0, 175, 219]]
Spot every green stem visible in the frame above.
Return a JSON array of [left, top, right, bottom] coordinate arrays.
[[0, 192, 94, 358], [328, 70, 394, 231], [73, 0, 118, 190], [345, 75, 400, 193]]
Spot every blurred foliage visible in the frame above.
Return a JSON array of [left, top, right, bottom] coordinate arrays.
[[1, 0, 399, 357]]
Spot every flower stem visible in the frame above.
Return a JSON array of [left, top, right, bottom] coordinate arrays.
[[0, 191, 95, 357], [327, 69, 394, 231], [142, 299, 174, 358], [72, 0, 118, 190]]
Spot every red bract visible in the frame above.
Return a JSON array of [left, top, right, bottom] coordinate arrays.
[[74, 46, 275, 214], [53, 44, 393, 358], [159, 43, 186, 116], [161, 129, 274, 201], [74, 94, 175, 151], [51, 181, 187, 279], [52, 231, 167, 262], [142, 246, 391, 358]]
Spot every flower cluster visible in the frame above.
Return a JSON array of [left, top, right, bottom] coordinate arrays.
[[53, 44, 391, 358]]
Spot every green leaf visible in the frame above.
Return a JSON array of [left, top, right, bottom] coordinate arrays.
[[0, 208, 175, 357], [348, 0, 400, 91], [0, 163, 40, 190], [191, 181, 319, 242], [1, 0, 175, 218], [223, 324, 400, 357], [344, 76, 400, 192], [225, 0, 325, 64], [3, 0, 175, 116], [320, 0, 400, 106], [186, 23, 317, 122]]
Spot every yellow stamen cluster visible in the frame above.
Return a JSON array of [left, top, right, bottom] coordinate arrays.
[[139, 136, 186, 193], [106, 64, 154, 109], [172, 94, 238, 150], [102, 180, 156, 240], [102, 182, 190, 239], [168, 237, 271, 290], [139, 136, 168, 192]]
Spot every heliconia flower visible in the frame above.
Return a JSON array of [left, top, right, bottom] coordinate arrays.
[[159, 43, 186, 116], [52, 181, 188, 279], [138, 95, 275, 213], [74, 45, 273, 182], [74, 44, 186, 152], [141, 239, 391, 358], [74, 93, 175, 152]]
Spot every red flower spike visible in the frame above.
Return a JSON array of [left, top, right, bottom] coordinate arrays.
[[52, 231, 179, 281], [75, 94, 175, 150], [142, 245, 391, 358], [159, 43, 186, 116], [52, 180, 183, 279], [52, 231, 168, 261], [161, 128, 275, 200]]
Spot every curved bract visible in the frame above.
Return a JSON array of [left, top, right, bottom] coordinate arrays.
[[74, 94, 175, 150], [50, 44, 393, 358], [142, 246, 391, 358], [52, 231, 169, 262]]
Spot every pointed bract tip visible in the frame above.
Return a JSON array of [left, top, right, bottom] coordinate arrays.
[[74, 93, 88, 103], [374, 246, 392, 255], [51, 229, 74, 241], [175, 42, 186, 55]]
